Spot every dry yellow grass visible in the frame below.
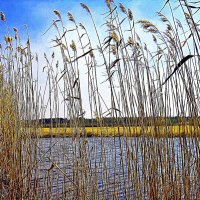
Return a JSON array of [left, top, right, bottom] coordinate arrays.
[[36, 125, 200, 137]]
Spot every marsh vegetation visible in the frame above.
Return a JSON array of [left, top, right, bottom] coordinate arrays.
[[0, 0, 200, 199]]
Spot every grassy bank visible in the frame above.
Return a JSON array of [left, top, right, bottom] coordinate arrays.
[[38, 125, 200, 137]]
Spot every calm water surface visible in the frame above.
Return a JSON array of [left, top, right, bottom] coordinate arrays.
[[32, 137, 199, 199]]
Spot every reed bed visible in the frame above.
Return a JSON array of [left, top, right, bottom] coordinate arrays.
[[0, 0, 200, 199]]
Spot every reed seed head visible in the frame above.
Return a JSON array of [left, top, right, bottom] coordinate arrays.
[[17, 46, 26, 56], [13, 27, 18, 39], [119, 3, 126, 14], [53, 10, 62, 19], [138, 19, 158, 33], [105, 0, 111, 10], [4, 36, 13, 44], [17, 46, 22, 53], [127, 37, 134, 46], [142, 19, 151, 23], [79, 23, 86, 30], [184, 12, 190, 19], [166, 24, 172, 31], [148, 27, 158, 33], [68, 12, 75, 23], [107, 22, 116, 30], [70, 40, 77, 52], [0, 12, 5, 21], [27, 38, 30, 45], [89, 47, 94, 58], [80, 3, 91, 13], [157, 12, 168, 23], [111, 46, 117, 55], [13, 27, 18, 33], [128, 9, 133, 21], [111, 31, 119, 42], [8, 36, 13, 43]]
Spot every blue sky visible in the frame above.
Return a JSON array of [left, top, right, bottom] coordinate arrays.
[[0, 0, 180, 118], [0, 0, 166, 40]]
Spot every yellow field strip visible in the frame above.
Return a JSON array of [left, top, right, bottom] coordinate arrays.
[[33, 125, 200, 137]]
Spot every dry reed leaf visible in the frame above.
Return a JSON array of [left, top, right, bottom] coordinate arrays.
[[119, 17, 126, 25], [188, 5, 200, 9], [58, 48, 94, 82], [42, 20, 60, 36], [152, 35, 157, 43], [27, 38, 30, 45], [162, 55, 197, 86], [159, 0, 170, 12], [106, 6, 117, 17], [72, 49, 94, 62], [80, 33, 86, 39], [73, 78, 79, 88], [110, 59, 120, 70], [176, 19, 183, 28], [182, 33, 192, 47], [48, 164, 54, 172], [104, 36, 112, 46], [101, 70, 117, 83], [35, 53, 38, 62], [51, 42, 63, 48], [71, 96, 80, 100], [113, 107, 121, 112]]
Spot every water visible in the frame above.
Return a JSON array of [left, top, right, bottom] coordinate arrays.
[[30, 137, 199, 199]]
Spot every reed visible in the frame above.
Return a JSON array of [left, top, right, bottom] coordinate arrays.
[[0, 0, 199, 199]]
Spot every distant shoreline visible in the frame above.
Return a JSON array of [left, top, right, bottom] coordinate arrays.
[[28, 117, 200, 127]]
